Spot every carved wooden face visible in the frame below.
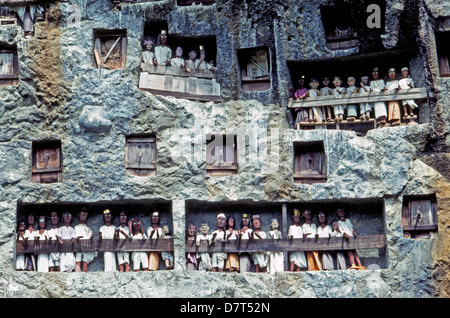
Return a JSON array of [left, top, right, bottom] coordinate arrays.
[[401, 69, 409, 78], [132, 218, 141, 233], [302, 210, 312, 220], [333, 77, 342, 86], [372, 68, 379, 79], [160, 34, 167, 44], [187, 225, 196, 237], [298, 78, 305, 87], [27, 214, 35, 226], [388, 69, 396, 80], [241, 217, 250, 227], [336, 209, 345, 220], [189, 50, 197, 61], [78, 210, 88, 223], [103, 212, 112, 225], [151, 213, 159, 225], [50, 212, 59, 226], [310, 80, 319, 89], [38, 216, 46, 229], [271, 219, 279, 230], [200, 224, 209, 234], [347, 78, 355, 86], [176, 47, 183, 57], [63, 212, 72, 224], [322, 78, 329, 86], [252, 216, 261, 230], [18, 220, 26, 231]]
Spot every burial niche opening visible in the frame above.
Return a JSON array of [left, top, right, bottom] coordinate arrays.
[[177, 0, 215, 6], [0, 44, 18, 86], [402, 194, 438, 239], [93, 29, 127, 70], [185, 199, 386, 272], [238, 46, 271, 92], [31, 139, 62, 184], [206, 134, 238, 176], [436, 31, 450, 77], [293, 141, 327, 184], [287, 48, 429, 134], [15, 199, 174, 272], [125, 134, 157, 177], [320, 3, 359, 50]]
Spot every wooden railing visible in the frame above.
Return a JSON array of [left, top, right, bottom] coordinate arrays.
[[15, 238, 174, 253], [288, 87, 427, 109], [185, 234, 386, 253], [288, 87, 428, 130]]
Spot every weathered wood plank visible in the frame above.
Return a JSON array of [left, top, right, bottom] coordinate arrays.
[[15, 238, 174, 253], [288, 87, 427, 108], [140, 62, 216, 79], [185, 235, 386, 253]]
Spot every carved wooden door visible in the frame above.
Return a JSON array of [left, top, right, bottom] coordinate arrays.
[[32, 143, 62, 183], [126, 136, 156, 176]]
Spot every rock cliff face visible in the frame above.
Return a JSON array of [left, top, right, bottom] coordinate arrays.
[[0, 0, 448, 298]]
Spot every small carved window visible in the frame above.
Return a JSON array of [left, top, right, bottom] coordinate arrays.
[[206, 134, 238, 176], [32, 140, 62, 184], [125, 135, 156, 176], [0, 46, 18, 86], [238, 47, 271, 91], [402, 195, 438, 238], [93, 29, 127, 69], [294, 142, 327, 184], [320, 4, 359, 50], [436, 32, 450, 77]]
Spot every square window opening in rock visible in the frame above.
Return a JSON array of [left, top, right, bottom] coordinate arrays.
[[238, 46, 271, 92], [31, 140, 62, 184], [402, 194, 438, 238], [0, 45, 19, 86], [206, 134, 238, 176], [293, 141, 327, 184], [320, 3, 359, 50], [186, 198, 387, 271], [140, 24, 221, 101], [436, 31, 450, 77], [125, 134, 156, 177], [14, 199, 174, 272], [93, 29, 127, 70], [287, 47, 429, 130], [176, 0, 215, 6]]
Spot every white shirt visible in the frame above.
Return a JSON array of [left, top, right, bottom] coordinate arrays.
[[317, 225, 333, 238], [99, 225, 116, 239], [338, 219, 354, 237], [154, 45, 172, 65], [302, 223, 317, 238], [288, 224, 303, 238], [74, 223, 93, 240]]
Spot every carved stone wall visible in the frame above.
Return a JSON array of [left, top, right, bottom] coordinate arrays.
[[0, 0, 448, 298]]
